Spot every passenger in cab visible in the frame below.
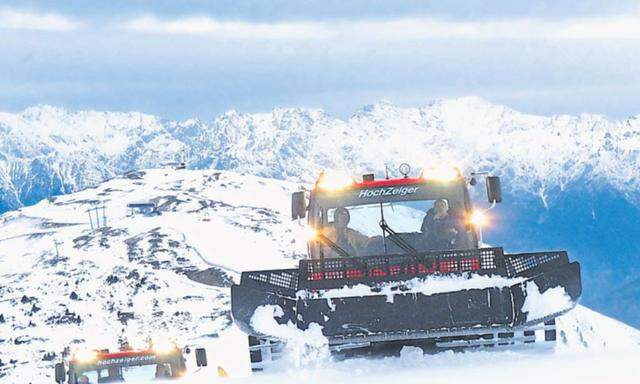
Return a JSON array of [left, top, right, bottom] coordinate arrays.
[[323, 207, 370, 257], [420, 199, 461, 250]]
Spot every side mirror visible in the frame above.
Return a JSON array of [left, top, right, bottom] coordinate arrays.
[[291, 191, 307, 220], [54, 362, 66, 383], [486, 176, 502, 203], [195, 348, 208, 367]]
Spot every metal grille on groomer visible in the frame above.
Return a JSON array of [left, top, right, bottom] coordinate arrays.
[[504, 251, 567, 278], [240, 249, 569, 293], [242, 269, 299, 295], [299, 247, 507, 290]]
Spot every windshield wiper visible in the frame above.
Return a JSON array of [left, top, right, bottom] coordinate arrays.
[[315, 233, 352, 258], [378, 202, 421, 258], [379, 220, 421, 258]]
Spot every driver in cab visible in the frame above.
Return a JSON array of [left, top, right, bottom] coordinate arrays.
[[322, 207, 370, 257]]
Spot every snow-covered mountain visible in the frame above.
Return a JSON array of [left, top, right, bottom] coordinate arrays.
[[2, 98, 640, 325], [2, 98, 640, 213], [0, 169, 639, 383]]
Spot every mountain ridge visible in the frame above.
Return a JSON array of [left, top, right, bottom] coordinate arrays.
[[2, 98, 640, 213]]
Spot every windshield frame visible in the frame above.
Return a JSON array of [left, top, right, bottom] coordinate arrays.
[[307, 179, 478, 258]]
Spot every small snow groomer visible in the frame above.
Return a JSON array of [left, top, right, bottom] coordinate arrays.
[[54, 340, 207, 383], [231, 165, 582, 369]]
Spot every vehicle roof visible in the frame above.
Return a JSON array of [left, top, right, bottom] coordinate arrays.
[[353, 177, 426, 188], [70, 349, 155, 363], [69, 348, 182, 372], [98, 349, 154, 359], [312, 176, 466, 192], [309, 177, 468, 211], [311, 177, 423, 192]]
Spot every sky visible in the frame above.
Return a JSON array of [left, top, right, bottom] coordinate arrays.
[[1, 1, 640, 119]]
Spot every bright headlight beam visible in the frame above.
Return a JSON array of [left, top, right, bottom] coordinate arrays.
[[421, 166, 460, 181], [317, 171, 354, 190], [73, 349, 98, 363], [303, 226, 318, 242], [152, 338, 177, 355], [470, 210, 488, 227]]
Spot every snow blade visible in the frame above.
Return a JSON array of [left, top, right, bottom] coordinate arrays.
[[230, 269, 299, 335], [231, 247, 581, 345]]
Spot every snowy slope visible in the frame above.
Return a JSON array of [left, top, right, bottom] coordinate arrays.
[[229, 307, 640, 384], [2, 98, 640, 214], [0, 169, 307, 382], [1, 168, 639, 383], [146, 305, 640, 384]]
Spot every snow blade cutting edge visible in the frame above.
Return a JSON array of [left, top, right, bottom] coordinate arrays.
[[231, 247, 581, 345]]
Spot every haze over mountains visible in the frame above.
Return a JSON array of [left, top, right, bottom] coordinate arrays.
[[1, 97, 639, 326]]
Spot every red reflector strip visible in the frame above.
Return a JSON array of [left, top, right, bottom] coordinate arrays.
[[309, 256, 483, 283], [439, 260, 458, 273], [404, 263, 433, 275], [346, 269, 363, 278], [460, 257, 480, 271], [325, 271, 343, 279]]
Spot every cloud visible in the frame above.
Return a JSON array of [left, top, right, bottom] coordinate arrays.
[[0, 8, 81, 31], [118, 14, 640, 40], [557, 16, 640, 39], [2, 6, 640, 40], [121, 16, 326, 39]]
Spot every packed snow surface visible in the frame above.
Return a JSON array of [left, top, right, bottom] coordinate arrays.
[[133, 306, 640, 384]]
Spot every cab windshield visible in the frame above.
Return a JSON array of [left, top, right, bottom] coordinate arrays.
[[313, 199, 474, 258]]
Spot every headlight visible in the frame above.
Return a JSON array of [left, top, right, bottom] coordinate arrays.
[[73, 349, 98, 363], [303, 226, 319, 241], [470, 210, 488, 227], [152, 338, 177, 355], [316, 171, 354, 190], [420, 166, 460, 181]]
